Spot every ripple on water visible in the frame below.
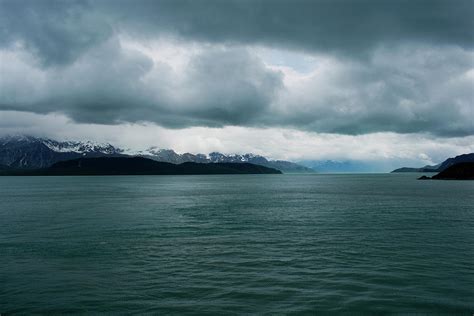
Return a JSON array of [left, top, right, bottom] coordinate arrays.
[[0, 174, 473, 314]]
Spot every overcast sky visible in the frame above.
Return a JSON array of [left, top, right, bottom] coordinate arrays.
[[0, 0, 473, 167]]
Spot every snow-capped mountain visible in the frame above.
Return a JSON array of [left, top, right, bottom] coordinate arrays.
[[129, 148, 209, 164], [42, 139, 121, 155], [131, 149, 313, 173], [0, 135, 124, 169], [0, 135, 313, 173]]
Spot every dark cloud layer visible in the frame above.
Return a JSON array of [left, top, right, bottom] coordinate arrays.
[[267, 45, 474, 136], [0, 0, 473, 137], [2, 0, 472, 65], [0, 40, 283, 126], [108, 0, 474, 56], [0, 0, 111, 65]]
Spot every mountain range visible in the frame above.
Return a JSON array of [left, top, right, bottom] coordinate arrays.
[[391, 153, 474, 173], [0, 135, 313, 173], [2, 157, 281, 176]]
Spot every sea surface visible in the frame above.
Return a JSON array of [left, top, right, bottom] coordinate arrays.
[[1, 174, 473, 314]]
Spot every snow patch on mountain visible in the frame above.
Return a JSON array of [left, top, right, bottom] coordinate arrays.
[[0, 135, 314, 172], [42, 139, 122, 154]]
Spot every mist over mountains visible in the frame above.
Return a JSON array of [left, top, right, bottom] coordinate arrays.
[[298, 160, 387, 173], [0, 135, 312, 173]]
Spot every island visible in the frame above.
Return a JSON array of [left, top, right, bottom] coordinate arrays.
[[418, 162, 474, 180], [0, 157, 282, 176]]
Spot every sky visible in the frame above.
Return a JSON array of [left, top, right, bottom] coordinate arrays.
[[0, 0, 473, 169]]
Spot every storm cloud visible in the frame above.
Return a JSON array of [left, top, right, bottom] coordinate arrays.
[[2, 0, 472, 63], [0, 0, 473, 137]]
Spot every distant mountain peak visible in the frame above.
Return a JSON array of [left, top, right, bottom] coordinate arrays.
[[0, 135, 124, 169], [41, 139, 122, 154], [1, 135, 121, 154], [0, 135, 314, 173]]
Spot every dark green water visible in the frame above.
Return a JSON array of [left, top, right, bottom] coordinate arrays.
[[1, 174, 473, 314]]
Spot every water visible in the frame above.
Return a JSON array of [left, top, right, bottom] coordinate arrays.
[[1, 174, 473, 314]]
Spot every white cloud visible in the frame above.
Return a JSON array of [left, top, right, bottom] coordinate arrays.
[[1, 111, 472, 171], [2, 38, 472, 136]]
